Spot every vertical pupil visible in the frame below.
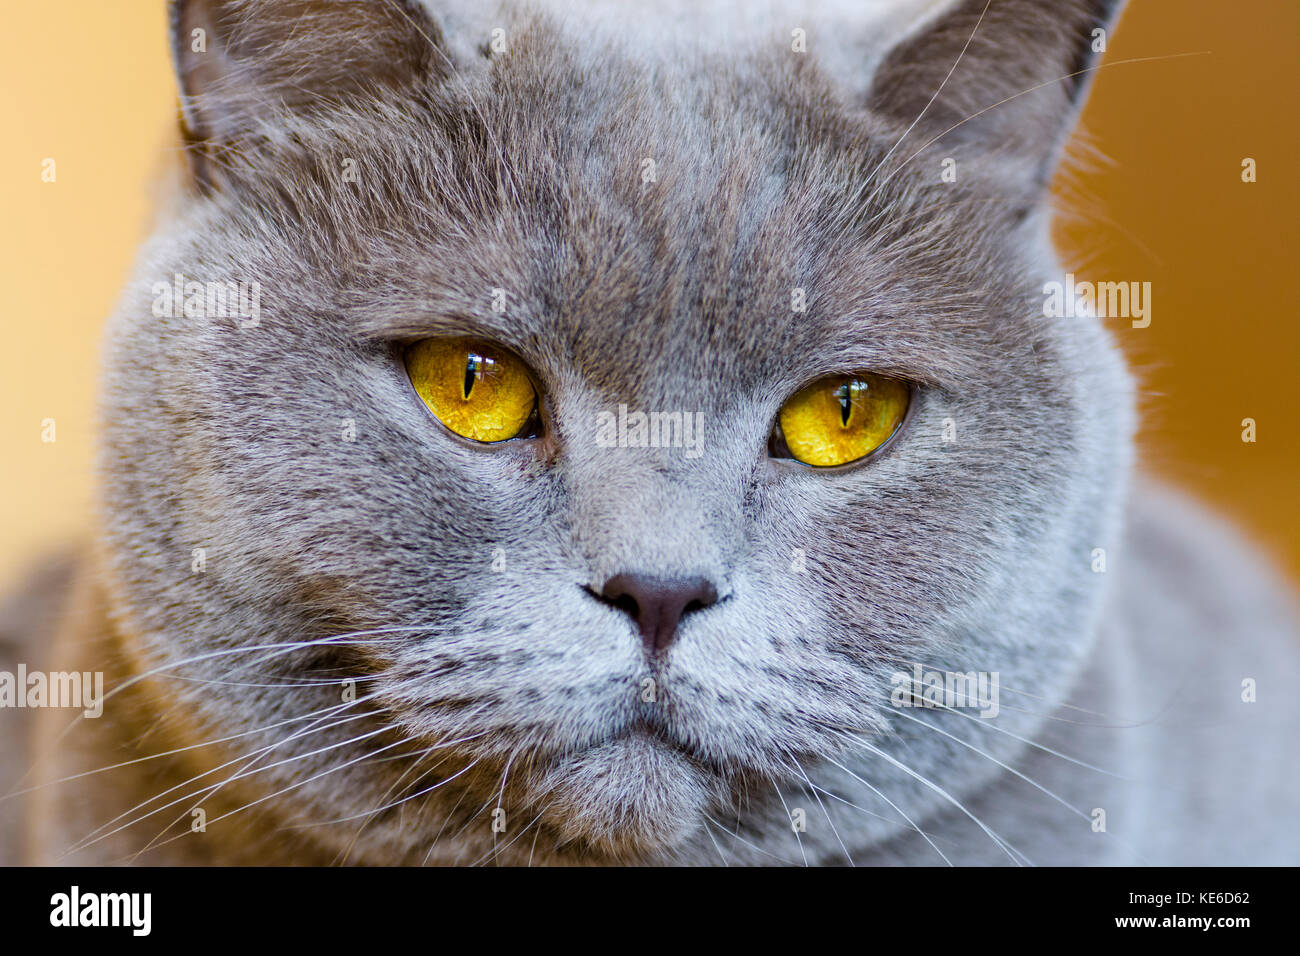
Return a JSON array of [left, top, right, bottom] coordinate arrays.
[[837, 382, 853, 427], [463, 353, 480, 400]]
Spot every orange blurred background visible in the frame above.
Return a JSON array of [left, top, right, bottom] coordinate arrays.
[[1, 0, 1296, 589]]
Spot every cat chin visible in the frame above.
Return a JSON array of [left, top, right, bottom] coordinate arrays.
[[530, 730, 721, 861]]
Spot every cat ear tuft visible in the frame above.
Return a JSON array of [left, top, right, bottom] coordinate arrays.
[[170, 0, 446, 182], [865, 0, 1126, 193]]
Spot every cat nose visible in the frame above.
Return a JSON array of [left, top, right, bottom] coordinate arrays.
[[598, 573, 719, 656]]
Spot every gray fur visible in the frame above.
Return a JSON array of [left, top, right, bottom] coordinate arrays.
[[5, 0, 1297, 865]]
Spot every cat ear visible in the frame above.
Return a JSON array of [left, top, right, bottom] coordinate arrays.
[[865, 0, 1125, 193], [170, 0, 446, 179]]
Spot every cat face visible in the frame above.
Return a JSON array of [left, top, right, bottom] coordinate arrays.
[[99, 0, 1132, 863]]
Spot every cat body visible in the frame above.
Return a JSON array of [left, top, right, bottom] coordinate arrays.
[[3, 0, 1298, 865]]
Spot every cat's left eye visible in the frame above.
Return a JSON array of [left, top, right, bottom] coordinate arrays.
[[771, 373, 911, 468], [404, 337, 539, 443]]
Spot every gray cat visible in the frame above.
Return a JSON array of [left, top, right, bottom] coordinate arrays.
[[2, 0, 1297, 865]]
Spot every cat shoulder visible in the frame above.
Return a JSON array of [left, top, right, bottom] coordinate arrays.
[[1107, 478, 1300, 863], [1117, 478, 1300, 659]]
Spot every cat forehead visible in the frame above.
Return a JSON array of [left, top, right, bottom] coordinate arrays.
[[429, 0, 955, 80], [333, 13, 975, 274]]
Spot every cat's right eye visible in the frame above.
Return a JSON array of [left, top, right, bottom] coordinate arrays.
[[771, 373, 911, 468], [404, 337, 540, 443]]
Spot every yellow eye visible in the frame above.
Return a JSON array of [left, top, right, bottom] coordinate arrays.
[[404, 338, 538, 443], [776, 374, 910, 467]]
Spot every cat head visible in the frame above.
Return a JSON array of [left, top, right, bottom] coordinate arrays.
[[98, 0, 1132, 864]]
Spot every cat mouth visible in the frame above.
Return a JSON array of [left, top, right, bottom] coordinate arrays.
[[619, 718, 689, 751], [602, 714, 725, 772], [528, 723, 723, 859]]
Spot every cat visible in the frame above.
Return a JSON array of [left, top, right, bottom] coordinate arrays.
[[2, 0, 1298, 866]]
